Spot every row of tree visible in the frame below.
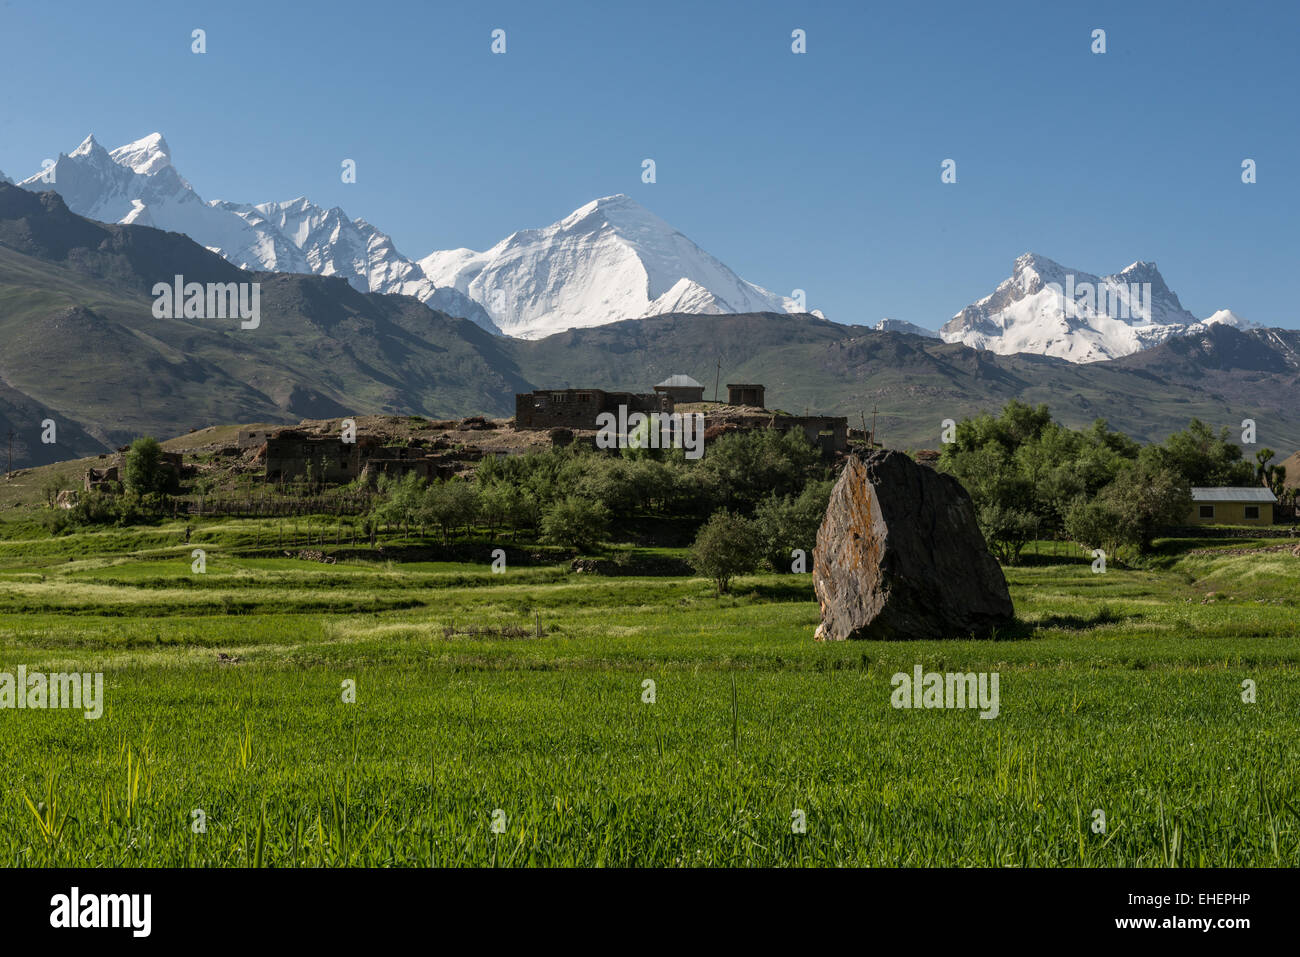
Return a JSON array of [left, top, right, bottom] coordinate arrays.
[[939, 402, 1287, 561], [360, 428, 835, 555]]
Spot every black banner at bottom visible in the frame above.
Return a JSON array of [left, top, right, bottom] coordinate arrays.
[[0, 867, 1277, 944]]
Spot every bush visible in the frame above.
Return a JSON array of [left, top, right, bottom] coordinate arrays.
[[688, 509, 761, 594]]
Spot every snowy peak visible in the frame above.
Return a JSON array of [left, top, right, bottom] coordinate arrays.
[[1203, 308, 1259, 330], [941, 253, 1209, 363], [68, 134, 102, 158], [109, 132, 173, 175], [419, 195, 798, 338], [15, 132, 500, 334]]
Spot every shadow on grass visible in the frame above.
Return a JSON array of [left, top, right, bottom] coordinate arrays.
[[999, 604, 1125, 639]]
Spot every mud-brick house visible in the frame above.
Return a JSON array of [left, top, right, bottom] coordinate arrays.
[[1188, 487, 1278, 526], [264, 430, 363, 484], [726, 383, 765, 408], [514, 389, 672, 431]]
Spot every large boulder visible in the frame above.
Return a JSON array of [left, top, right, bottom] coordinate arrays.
[[812, 451, 1013, 640]]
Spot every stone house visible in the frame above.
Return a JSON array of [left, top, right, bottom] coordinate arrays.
[[514, 389, 672, 431], [264, 431, 363, 484], [726, 383, 765, 408]]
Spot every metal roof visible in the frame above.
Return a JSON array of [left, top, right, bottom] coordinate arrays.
[[655, 374, 703, 389], [1190, 487, 1277, 503]]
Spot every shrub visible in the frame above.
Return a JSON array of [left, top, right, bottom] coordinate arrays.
[[688, 509, 761, 594]]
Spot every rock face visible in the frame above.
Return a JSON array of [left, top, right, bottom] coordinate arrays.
[[812, 451, 1014, 640]]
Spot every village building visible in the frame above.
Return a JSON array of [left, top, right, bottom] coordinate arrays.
[[1188, 487, 1277, 526], [84, 450, 184, 492], [261, 429, 463, 485], [726, 383, 765, 408], [264, 430, 363, 484], [514, 389, 672, 431], [237, 428, 277, 449], [654, 374, 705, 404], [84, 464, 120, 492], [513, 381, 849, 456]]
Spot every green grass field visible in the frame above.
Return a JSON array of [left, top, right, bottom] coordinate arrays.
[[0, 519, 1297, 867]]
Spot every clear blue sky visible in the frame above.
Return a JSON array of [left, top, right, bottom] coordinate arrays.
[[2, 0, 1296, 328]]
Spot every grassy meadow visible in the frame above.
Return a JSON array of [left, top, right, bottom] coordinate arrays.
[[0, 518, 1297, 867]]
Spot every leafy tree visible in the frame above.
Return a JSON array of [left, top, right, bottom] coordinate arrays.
[[1143, 419, 1253, 487], [123, 437, 172, 495], [1255, 448, 1288, 499], [540, 496, 609, 550], [1063, 498, 1124, 553], [420, 478, 480, 543], [688, 509, 761, 594], [753, 479, 833, 571], [1098, 464, 1191, 552], [977, 503, 1038, 565], [696, 428, 825, 512]]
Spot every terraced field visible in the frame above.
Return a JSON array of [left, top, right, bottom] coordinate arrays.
[[0, 520, 1297, 866]]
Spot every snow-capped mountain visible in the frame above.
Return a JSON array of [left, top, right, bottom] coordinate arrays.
[[419, 194, 800, 339], [940, 253, 1250, 363], [19, 133, 501, 334], [874, 318, 938, 338], [1201, 309, 1260, 331], [18, 134, 313, 274], [0, 170, 10, 185]]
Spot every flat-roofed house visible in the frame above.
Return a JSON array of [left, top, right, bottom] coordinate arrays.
[[1188, 487, 1277, 526], [726, 383, 765, 408]]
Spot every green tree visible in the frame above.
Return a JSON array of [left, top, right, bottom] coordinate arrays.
[[123, 437, 172, 495], [421, 479, 480, 544], [696, 428, 825, 512], [1099, 464, 1192, 552], [753, 479, 833, 571], [1255, 448, 1288, 498], [540, 496, 610, 550], [688, 509, 761, 594], [977, 503, 1038, 565], [1144, 419, 1253, 487]]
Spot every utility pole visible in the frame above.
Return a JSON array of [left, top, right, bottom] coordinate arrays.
[[713, 358, 721, 404], [5, 429, 12, 478], [871, 404, 878, 449]]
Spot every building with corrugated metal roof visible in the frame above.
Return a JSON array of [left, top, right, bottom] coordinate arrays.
[[653, 374, 705, 404], [1188, 487, 1277, 526]]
